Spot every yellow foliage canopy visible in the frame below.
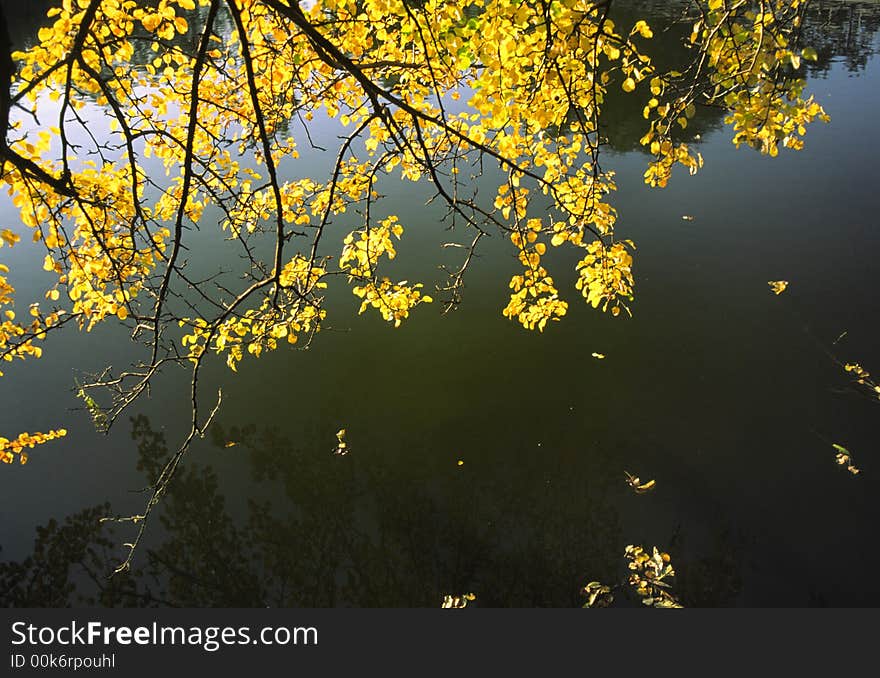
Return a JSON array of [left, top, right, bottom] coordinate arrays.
[[0, 0, 828, 459]]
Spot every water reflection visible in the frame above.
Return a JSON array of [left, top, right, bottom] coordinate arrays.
[[3, 415, 620, 607], [0, 414, 755, 607], [803, 1, 880, 74]]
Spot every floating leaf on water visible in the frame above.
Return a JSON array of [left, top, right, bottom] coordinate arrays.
[[441, 593, 476, 608], [625, 471, 656, 494], [768, 280, 789, 295], [333, 428, 349, 456], [582, 581, 614, 608], [224, 441, 238, 448], [624, 544, 682, 608], [832, 443, 860, 475], [635, 479, 656, 493], [591, 352, 605, 359]]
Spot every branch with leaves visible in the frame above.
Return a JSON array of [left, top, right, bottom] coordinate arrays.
[[0, 0, 829, 570]]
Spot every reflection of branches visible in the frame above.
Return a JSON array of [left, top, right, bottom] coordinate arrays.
[[0, 504, 150, 607], [437, 232, 485, 313], [2, 414, 628, 606], [101, 387, 222, 575], [1, 411, 752, 607]]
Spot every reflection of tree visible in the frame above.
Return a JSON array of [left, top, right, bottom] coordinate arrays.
[[2, 415, 626, 606], [0, 504, 144, 607], [1, 414, 752, 607], [172, 416, 626, 606], [602, 1, 880, 153], [11, 0, 875, 158], [599, 2, 726, 153], [802, 1, 880, 75]]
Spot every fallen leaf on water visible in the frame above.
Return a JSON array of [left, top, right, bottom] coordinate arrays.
[[224, 441, 238, 448], [832, 443, 860, 475], [591, 352, 605, 359], [334, 428, 349, 456], [441, 593, 475, 608], [768, 280, 789, 295], [625, 471, 657, 494], [582, 581, 614, 608]]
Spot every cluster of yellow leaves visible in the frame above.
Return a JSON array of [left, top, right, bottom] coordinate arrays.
[[549, 172, 619, 244], [1, 230, 64, 372], [341, 216, 432, 327], [136, 0, 194, 40], [0, 300, 64, 375], [0, 428, 67, 465], [582, 543, 680, 608], [503, 218, 567, 331], [575, 240, 635, 316], [642, 135, 704, 189], [0, 228, 67, 465], [5, 116, 170, 333], [625, 545, 683, 608], [181, 256, 328, 371], [642, 0, 828, 188], [340, 215, 403, 278], [0, 0, 830, 409]]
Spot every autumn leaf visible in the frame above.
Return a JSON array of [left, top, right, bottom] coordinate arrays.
[[768, 280, 789, 295], [625, 471, 657, 494]]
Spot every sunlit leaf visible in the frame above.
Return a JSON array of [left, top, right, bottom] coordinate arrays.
[[768, 280, 789, 295]]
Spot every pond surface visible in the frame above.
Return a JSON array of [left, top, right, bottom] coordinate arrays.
[[2, 0, 880, 606]]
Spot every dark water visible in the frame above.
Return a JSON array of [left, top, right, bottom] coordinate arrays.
[[2, 1, 880, 607]]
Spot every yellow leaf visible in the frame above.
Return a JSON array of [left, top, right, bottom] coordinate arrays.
[[142, 13, 162, 32], [0, 229, 20, 247], [768, 280, 788, 295], [634, 479, 656, 494]]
